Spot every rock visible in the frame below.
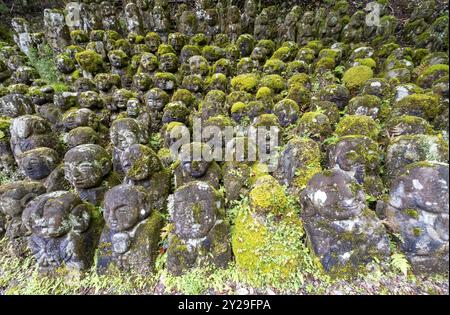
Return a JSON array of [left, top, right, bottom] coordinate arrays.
[[379, 162, 449, 274], [300, 169, 390, 275]]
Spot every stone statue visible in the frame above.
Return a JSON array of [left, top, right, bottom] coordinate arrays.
[[167, 181, 231, 275], [96, 184, 163, 274], [22, 190, 102, 272], [64, 144, 120, 206]]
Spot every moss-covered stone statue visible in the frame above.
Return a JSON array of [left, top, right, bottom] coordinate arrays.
[[96, 184, 163, 275], [22, 190, 102, 273], [167, 180, 231, 275], [64, 144, 120, 206]]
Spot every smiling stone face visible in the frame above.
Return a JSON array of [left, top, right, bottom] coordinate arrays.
[[64, 144, 111, 189], [110, 118, 144, 151], [103, 184, 151, 232], [17, 147, 59, 180]]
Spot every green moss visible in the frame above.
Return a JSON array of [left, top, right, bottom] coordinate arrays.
[[288, 73, 309, 87], [335, 115, 380, 140], [260, 74, 286, 93], [256, 86, 273, 99], [318, 49, 340, 60], [155, 72, 176, 81], [263, 58, 286, 73], [70, 30, 89, 43], [271, 46, 291, 61], [342, 66, 374, 92], [316, 57, 335, 71], [412, 227, 422, 237], [393, 93, 441, 120], [75, 50, 104, 74], [417, 64, 449, 87], [305, 40, 323, 55], [355, 58, 376, 69], [157, 44, 175, 56], [231, 207, 304, 282], [202, 45, 224, 61], [249, 180, 288, 215], [404, 208, 419, 219], [230, 102, 248, 114], [231, 73, 259, 93]]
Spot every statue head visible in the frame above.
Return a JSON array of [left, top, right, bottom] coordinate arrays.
[[110, 118, 145, 151], [122, 144, 162, 181], [179, 142, 212, 178], [17, 147, 59, 180], [22, 191, 91, 238], [103, 184, 152, 232], [0, 181, 46, 218], [64, 144, 112, 189]]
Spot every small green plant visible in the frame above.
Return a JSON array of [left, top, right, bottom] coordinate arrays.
[[27, 45, 59, 84], [390, 253, 411, 277]]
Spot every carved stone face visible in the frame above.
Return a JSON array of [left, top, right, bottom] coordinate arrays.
[[18, 147, 59, 180], [108, 50, 129, 68], [103, 184, 151, 232], [0, 181, 46, 218], [301, 170, 366, 221], [133, 73, 152, 91], [303, 11, 314, 25], [159, 53, 178, 73], [22, 191, 90, 238], [122, 144, 162, 181], [62, 108, 98, 131], [172, 181, 218, 239], [145, 88, 169, 111], [251, 45, 271, 62], [126, 99, 141, 117], [180, 142, 211, 177], [188, 55, 209, 76], [10, 115, 54, 157], [140, 53, 158, 72], [110, 118, 143, 151], [64, 144, 111, 189], [113, 89, 134, 109]]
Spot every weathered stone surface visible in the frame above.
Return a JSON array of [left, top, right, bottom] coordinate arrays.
[[379, 162, 449, 274], [22, 190, 102, 272], [300, 170, 390, 274], [97, 184, 163, 275], [167, 181, 230, 275]]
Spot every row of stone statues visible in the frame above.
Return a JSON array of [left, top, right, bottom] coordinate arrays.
[[0, 0, 448, 279]]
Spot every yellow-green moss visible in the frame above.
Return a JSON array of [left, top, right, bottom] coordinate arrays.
[[230, 102, 248, 114], [404, 208, 420, 219], [231, 209, 304, 282], [342, 65, 374, 92], [75, 50, 104, 74], [335, 115, 380, 140], [260, 74, 286, 93], [231, 73, 259, 93], [394, 93, 441, 120], [249, 180, 288, 215], [157, 44, 176, 56], [355, 58, 376, 69]]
